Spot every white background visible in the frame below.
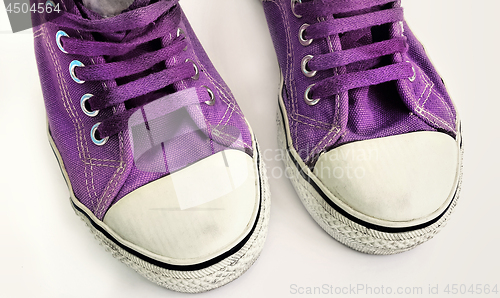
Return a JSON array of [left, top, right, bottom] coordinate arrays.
[[0, 0, 499, 297]]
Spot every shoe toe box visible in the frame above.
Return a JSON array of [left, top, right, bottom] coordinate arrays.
[[103, 149, 259, 266], [313, 132, 459, 223]]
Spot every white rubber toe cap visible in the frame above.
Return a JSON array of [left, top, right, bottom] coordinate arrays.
[[313, 132, 459, 223], [103, 149, 259, 266]]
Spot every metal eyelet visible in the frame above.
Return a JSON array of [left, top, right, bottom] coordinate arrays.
[[304, 84, 320, 106], [299, 23, 313, 46], [301, 55, 316, 77], [176, 28, 184, 37], [291, 0, 302, 18], [203, 86, 215, 106], [408, 62, 416, 82], [56, 30, 69, 53], [80, 94, 99, 117], [91, 123, 109, 146], [185, 59, 199, 80], [177, 28, 188, 51], [69, 60, 85, 84]]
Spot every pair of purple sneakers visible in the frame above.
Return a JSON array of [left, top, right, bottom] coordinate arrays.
[[32, 0, 463, 292]]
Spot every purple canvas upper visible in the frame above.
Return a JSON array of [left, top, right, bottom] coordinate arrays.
[[32, 0, 253, 220], [263, 0, 458, 165]]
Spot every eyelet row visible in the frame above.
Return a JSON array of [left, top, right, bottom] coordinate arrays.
[[56, 30, 107, 145], [293, 3, 320, 106], [293, 7, 416, 106], [58, 32, 86, 84], [56, 30, 85, 85], [184, 58, 217, 106]]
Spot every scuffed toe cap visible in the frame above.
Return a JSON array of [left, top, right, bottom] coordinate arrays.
[[103, 150, 259, 266], [313, 132, 459, 223]]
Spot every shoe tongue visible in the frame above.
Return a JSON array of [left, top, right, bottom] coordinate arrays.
[[82, 0, 151, 18], [78, 0, 155, 42]]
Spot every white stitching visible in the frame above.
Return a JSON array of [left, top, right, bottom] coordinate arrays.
[[43, 25, 93, 201]]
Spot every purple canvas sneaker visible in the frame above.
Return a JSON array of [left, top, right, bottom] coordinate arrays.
[[32, 0, 270, 292], [262, 0, 463, 254]]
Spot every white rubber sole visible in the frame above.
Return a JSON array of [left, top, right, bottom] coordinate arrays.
[[49, 130, 271, 293], [277, 106, 464, 255]]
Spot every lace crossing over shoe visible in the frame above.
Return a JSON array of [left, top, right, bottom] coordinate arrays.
[[32, 0, 270, 292], [262, 0, 463, 254]]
